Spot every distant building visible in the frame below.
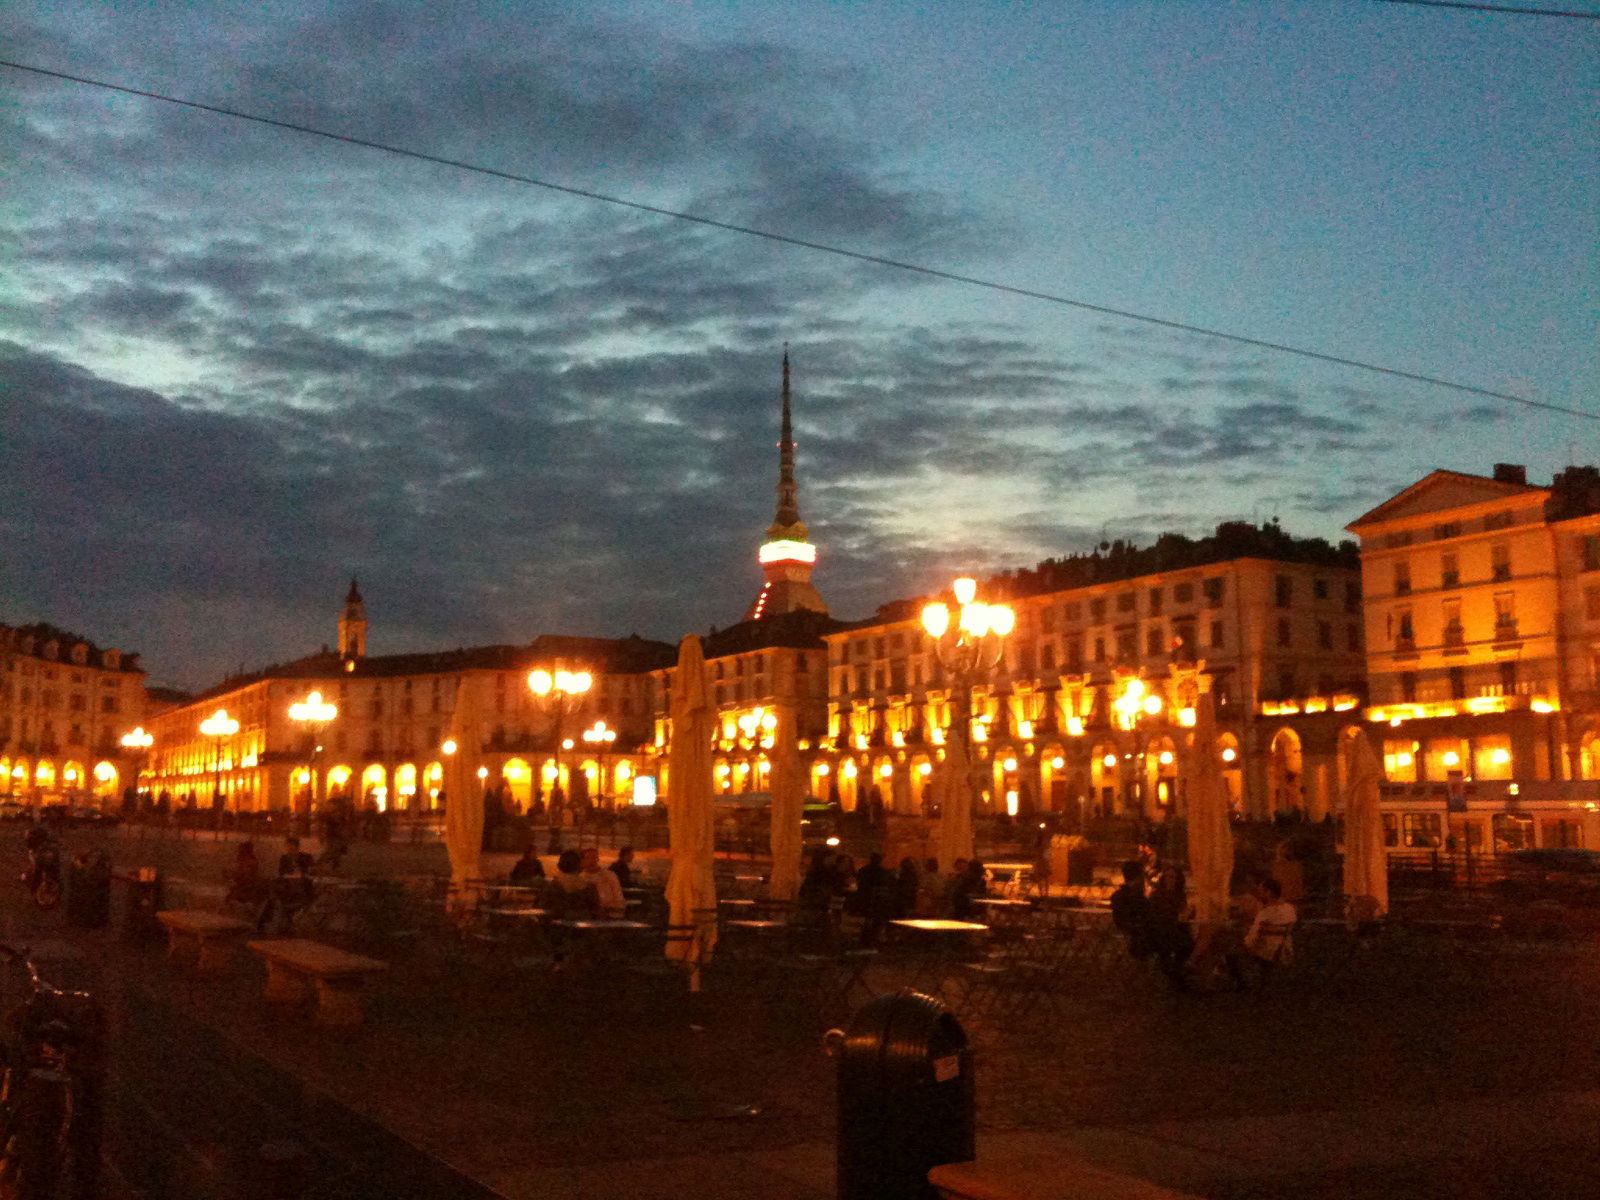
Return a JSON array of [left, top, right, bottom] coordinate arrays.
[[1346, 463, 1600, 851], [745, 349, 827, 622], [0, 622, 146, 802], [814, 523, 1363, 822], [144, 587, 673, 812]]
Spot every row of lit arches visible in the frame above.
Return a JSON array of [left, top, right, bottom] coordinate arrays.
[[1, 757, 122, 799]]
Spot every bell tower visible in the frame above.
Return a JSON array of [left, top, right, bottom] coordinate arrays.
[[338, 579, 368, 661], [746, 348, 827, 621]]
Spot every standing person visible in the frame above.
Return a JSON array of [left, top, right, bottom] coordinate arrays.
[[1146, 866, 1196, 993], [579, 847, 625, 917], [893, 857, 920, 918], [852, 852, 894, 944], [1110, 860, 1154, 962], [917, 857, 943, 916], [609, 846, 635, 889]]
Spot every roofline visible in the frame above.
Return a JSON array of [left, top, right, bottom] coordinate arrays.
[[1346, 469, 1547, 532]]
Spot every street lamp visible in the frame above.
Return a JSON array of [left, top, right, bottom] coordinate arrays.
[[120, 726, 154, 804], [528, 668, 592, 821], [922, 576, 1014, 832], [1111, 675, 1171, 816], [199, 708, 240, 810], [288, 690, 338, 815], [582, 719, 617, 808]]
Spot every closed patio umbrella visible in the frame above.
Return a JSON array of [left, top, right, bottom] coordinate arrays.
[[444, 675, 485, 909], [1184, 688, 1233, 927], [1341, 731, 1389, 918], [665, 635, 718, 989], [768, 698, 804, 903], [937, 732, 975, 873]]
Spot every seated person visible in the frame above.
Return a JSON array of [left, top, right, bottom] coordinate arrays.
[[256, 836, 315, 934], [227, 841, 266, 907], [1226, 878, 1297, 989], [609, 846, 636, 890], [508, 847, 545, 885], [948, 859, 989, 921], [579, 847, 625, 917], [545, 848, 599, 917]]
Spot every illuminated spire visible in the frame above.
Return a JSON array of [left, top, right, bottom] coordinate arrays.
[[747, 348, 826, 621], [768, 344, 807, 540]]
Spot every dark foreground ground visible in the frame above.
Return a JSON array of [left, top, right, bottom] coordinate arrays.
[[5, 826, 1598, 1199]]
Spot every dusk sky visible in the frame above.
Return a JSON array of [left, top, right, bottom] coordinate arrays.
[[4, 1, 1596, 691]]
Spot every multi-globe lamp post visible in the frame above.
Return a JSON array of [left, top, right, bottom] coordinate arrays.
[[528, 668, 592, 821], [199, 708, 240, 810], [921, 577, 1014, 839], [120, 726, 154, 805], [288, 690, 338, 815], [581, 719, 617, 808]]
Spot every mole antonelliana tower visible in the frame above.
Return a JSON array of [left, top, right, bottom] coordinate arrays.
[[745, 349, 828, 621]]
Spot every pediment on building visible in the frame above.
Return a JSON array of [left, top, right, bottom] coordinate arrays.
[[1346, 470, 1545, 531]]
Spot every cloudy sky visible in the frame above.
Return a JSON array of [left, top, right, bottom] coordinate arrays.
[[3, 1, 1596, 690]]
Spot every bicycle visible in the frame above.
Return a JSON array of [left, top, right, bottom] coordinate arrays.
[[0, 945, 103, 1200]]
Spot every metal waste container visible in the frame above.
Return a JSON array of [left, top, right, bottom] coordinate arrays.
[[66, 853, 113, 930], [831, 989, 974, 1200], [122, 868, 164, 942]]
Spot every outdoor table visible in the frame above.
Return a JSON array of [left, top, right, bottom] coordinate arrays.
[[719, 898, 757, 910], [889, 919, 990, 994], [481, 907, 549, 919], [723, 919, 785, 931]]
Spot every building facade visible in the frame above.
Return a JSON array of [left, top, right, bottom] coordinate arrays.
[[810, 524, 1364, 824], [1345, 464, 1600, 852], [0, 623, 146, 802], [144, 600, 675, 814]]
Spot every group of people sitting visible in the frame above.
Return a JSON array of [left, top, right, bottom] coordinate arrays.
[[795, 850, 1000, 942], [1110, 859, 1298, 993], [225, 837, 318, 934], [504, 845, 634, 918]]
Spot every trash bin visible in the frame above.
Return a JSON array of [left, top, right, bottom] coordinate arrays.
[[830, 989, 974, 1200], [67, 854, 113, 930], [122, 868, 164, 942]]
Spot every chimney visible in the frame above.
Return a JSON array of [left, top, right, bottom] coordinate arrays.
[[1492, 463, 1527, 486]]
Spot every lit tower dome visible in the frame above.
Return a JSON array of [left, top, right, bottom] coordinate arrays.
[[746, 348, 827, 621]]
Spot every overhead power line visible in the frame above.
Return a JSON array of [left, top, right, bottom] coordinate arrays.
[[1372, 0, 1600, 17], [2, 57, 1595, 423]]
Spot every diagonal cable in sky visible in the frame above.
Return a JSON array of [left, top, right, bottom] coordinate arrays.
[[2, 57, 1595, 423]]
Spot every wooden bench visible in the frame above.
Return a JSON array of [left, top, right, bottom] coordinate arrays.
[[157, 909, 251, 973], [247, 939, 388, 1026]]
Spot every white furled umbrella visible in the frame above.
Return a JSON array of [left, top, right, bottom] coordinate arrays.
[[767, 698, 804, 903], [936, 731, 975, 873], [444, 674, 485, 910], [1184, 688, 1233, 927], [1341, 731, 1389, 918], [665, 635, 718, 989]]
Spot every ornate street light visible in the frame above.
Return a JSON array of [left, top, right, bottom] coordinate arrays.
[[199, 708, 240, 809], [288, 690, 338, 814], [1111, 675, 1172, 816], [120, 726, 154, 803], [922, 577, 1014, 863], [582, 719, 617, 808], [528, 668, 592, 821]]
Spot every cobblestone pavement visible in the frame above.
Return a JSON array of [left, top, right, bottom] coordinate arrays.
[[4, 827, 1598, 1198]]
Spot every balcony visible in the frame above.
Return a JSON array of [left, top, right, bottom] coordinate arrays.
[[1492, 620, 1520, 647], [1442, 625, 1466, 656], [1392, 639, 1418, 659]]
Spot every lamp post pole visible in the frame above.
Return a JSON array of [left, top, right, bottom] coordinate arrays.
[[582, 719, 618, 809], [528, 668, 592, 825], [921, 577, 1014, 843], [199, 709, 240, 811], [120, 726, 153, 810], [288, 691, 338, 816]]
